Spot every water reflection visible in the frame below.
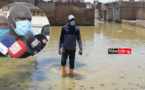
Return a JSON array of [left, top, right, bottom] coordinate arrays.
[[34, 21, 145, 89], [61, 75, 75, 90], [95, 21, 145, 40], [1, 21, 145, 90]]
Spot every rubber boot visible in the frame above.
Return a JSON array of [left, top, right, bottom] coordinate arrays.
[[61, 65, 66, 73], [69, 68, 73, 75]]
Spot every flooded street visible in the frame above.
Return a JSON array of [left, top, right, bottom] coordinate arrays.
[[1, 21, 145, 90]]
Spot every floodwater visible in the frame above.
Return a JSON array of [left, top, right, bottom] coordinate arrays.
[[1, 21, 145, 90]]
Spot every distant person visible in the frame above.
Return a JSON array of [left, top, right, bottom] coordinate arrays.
[[41, 24, 50, 40], [0, 16, 9, 38], [0, 16, 9, 56], [58, 15, 83, 75]]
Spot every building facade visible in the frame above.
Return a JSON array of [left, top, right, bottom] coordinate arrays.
[[104, 1, 145, 23]]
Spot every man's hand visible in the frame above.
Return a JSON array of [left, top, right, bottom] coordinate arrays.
[[58, 49, 61, 55], [79, 50, 82, 55]]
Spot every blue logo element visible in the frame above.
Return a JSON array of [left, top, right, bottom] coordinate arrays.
[[0, 48, 4, 53]]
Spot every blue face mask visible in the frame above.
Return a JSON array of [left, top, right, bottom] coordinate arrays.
[[0, 28, 9, 36], [70, 21, 75, 26], [11, 18, 31, 36]]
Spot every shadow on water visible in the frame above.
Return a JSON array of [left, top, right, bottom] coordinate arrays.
[[32, 56, 86, 82], [62, 72, 84, 80]]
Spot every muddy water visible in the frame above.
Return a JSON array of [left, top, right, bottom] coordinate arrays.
[[0, 56, 38, 90], [1, 21, 145, 90]]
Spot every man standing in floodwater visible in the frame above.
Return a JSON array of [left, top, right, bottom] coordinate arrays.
[[58, 15, 83, 75]]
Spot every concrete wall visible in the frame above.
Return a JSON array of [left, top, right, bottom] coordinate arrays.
[[56, 2, 94, 26], [114, 3, 121, 22], [14, 0, 35, 4], [0, 1, 95, 26], [106, 2, 121, 22], [107, 4, 113, 21], [122, 19, 136, 26], [121, 2, 145, 20], [37, 2, 95, 26], [0, 1, 10, 9], [36, 2, 56, 25], [136, 19, 145, 27], [105, 1, 145, 22]]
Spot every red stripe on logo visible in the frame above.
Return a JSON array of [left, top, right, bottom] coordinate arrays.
[[118, 48, 131, 54]]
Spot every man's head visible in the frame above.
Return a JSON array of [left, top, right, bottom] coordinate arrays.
[[0, 16, 9, 29], [41, 25, 50, 40], [41, 25, 50, 36], [8, 4, 32, 37], [0, 16, 9, 36], [68, 15, 75, 26]]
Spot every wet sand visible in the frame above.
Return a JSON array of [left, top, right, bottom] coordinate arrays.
[[1, 21, 145, 90]]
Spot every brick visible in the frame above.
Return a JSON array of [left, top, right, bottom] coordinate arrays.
[[38, 2, 95, 26]]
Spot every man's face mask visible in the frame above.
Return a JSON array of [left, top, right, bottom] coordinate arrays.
[[70, 21, 75, 26], [0, 28, 9, 36], [11, 18, 31, 36]]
